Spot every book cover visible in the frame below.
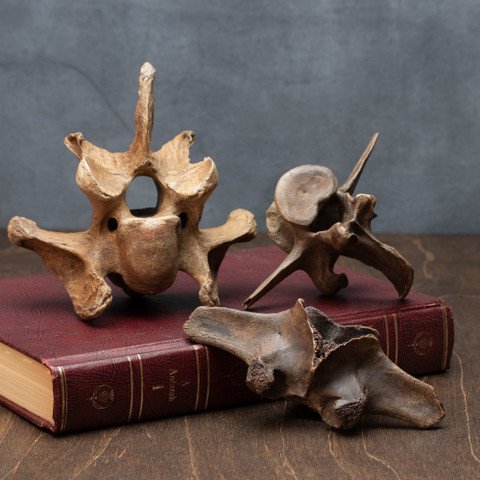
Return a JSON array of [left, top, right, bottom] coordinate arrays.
[[0, 246, 453, 433]]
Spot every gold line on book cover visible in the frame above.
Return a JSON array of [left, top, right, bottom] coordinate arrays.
[[204, 346, 211, 411], [137, 354, 144, 421], [441, 307, 449, 370], [383, 315, 390, 359], [57, 366, 68, 432], [127, 356, 134, 422], [393, 314, 399, 365], [193, 345, 201, 412]]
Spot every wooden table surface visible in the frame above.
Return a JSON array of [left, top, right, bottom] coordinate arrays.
[[0, 230, 479, 480]]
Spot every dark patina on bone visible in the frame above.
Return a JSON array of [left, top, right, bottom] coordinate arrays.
[[184, 300, 444, 429], [244, 134, 414, 308]]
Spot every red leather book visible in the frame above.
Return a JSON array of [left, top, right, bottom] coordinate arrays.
[[0, 246, 453, 433]]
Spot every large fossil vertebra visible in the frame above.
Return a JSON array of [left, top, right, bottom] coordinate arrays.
[[244, 134, 413, 308], [8, 63, 256, 320], [184, 299, 444, 429]]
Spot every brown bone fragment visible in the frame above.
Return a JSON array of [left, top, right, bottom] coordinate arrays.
[[184, 300, 444, 429], [244, 134, 413, 308], [8, 63, 256, 320]]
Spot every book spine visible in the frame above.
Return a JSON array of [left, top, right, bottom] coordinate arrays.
[[332, 304, 454, 375], [49, 343, 258, 434]]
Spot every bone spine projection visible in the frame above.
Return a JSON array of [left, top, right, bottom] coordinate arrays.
[[184, 300, 444, 429], [244, 134, 413, 308], [8, 63, 256, 320]]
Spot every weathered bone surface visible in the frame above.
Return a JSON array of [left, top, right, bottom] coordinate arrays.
[[244, 134, 414, 308], [184, 300, 444, 429], [8, 62, 256, 320]]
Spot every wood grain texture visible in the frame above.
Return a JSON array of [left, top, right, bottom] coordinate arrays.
[[0, 230, 478, 479]]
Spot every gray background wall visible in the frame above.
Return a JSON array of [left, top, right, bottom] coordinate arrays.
[[1, 0, 479, 233]]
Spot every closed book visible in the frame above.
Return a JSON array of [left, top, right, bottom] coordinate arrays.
[[0, 246, 453, 433]]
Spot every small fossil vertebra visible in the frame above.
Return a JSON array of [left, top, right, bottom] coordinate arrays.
[[244, 134, 413, 308]]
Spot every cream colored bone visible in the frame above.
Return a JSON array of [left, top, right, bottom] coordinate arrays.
[[8, 63, 256, 320]]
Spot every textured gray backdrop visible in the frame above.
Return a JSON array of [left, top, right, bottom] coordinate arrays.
[[1, 0, 479, 233]]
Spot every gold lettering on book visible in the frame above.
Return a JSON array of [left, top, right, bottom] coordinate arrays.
[[90, 385, 115, 410], [169, 369, 178, 403], [154, 374, 190, 399]]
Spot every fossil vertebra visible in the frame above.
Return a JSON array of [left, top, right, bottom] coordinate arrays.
[[8, 63, 256, 320], [184, 299, 444, 429], [244, 134, 413, 308]]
